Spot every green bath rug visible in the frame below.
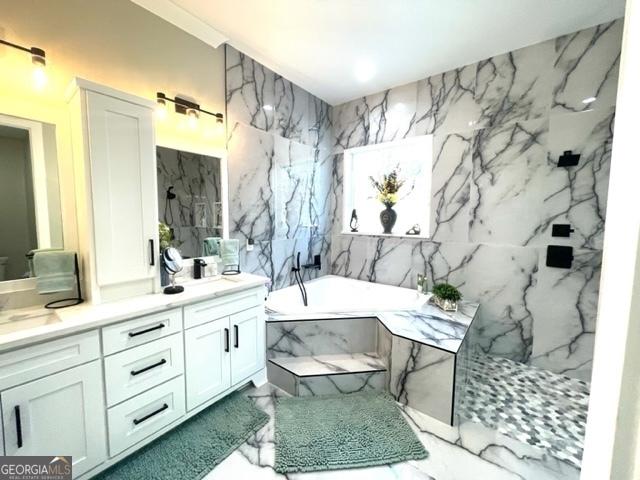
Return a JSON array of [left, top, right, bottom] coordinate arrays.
[[94, 391, 269, 480], [274, 392, 428, 473]]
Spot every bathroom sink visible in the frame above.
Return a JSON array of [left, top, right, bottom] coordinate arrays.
[[0, 308, 61, 336]]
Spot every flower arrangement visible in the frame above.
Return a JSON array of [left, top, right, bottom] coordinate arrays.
[[369, 166, 405, 207], [159, 222, 173, 250]]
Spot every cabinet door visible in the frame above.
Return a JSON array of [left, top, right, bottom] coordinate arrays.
[[87, 91, 157, 287], [184, 317, 231, 411], [230, 307, 265, 385], [1, 361, 107, 477]]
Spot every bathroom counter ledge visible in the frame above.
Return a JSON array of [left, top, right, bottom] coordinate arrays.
[[0, 273, 269, 353]]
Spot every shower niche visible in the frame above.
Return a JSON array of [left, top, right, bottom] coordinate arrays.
[[156, 146, 224, 259]]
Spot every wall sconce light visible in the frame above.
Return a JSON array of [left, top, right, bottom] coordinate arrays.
[[0, 39, 47, 90], [186, 108, 199, 130], [155, 92, 224, 127], [155, 93, 168, 120]]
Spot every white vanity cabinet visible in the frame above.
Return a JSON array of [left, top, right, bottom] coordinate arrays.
[[1, 361, 107, 477], [184, 317, 231, 410], [67, 78, 159, 303], [230, 307, 264, 384], [0, 281, 268, 478], [183, 288, 266, 411], [0, 332, 107, 477]]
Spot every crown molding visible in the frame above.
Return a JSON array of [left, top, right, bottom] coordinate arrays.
[[129, 0, 228, 48]]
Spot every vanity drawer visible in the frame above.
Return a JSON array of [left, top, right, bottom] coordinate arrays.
[[104, 333, 184, 406], [102, 308, 182, 355], [107, 375, 185, 457], [0, 331, 100, 391], [184, 287, 264, 330]]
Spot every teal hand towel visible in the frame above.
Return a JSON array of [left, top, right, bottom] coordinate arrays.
[[203, 237, 221, 256], [27, 248, 62, 277], [33, 251, 76, 294], [220, 239, 239, 264]]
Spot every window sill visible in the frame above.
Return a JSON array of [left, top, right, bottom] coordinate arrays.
[[339, 231, 431, 240]]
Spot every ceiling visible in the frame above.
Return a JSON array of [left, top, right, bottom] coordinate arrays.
[[131, 0, 626, 105]]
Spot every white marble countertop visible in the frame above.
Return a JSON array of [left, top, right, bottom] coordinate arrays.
[[0, 273, 269, 353], [267, 298, 480, 354]]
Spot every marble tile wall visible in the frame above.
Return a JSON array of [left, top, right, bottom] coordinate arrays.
[[330, 20, 623, 381], [226, 45, 332, 289]]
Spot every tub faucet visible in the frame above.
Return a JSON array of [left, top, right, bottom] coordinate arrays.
[[291, 252, 308, 306]]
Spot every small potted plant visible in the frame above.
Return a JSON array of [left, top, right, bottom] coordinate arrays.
[[369, 165, 405, 234], [431, 283, 462, 312]]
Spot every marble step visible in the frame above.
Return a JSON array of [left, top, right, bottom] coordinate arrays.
[[267, 352, 388, 397], [268, 352, 386, 377]]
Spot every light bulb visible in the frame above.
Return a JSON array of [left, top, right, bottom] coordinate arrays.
[[32, 64, 47, 91], [187, 109, 199, 130], [155, 100, 168, 120]]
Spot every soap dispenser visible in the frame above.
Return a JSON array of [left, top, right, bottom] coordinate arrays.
[[193, 258, 207, 279]]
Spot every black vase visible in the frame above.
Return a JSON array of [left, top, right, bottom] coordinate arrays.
[[380, 205, 397, 234]]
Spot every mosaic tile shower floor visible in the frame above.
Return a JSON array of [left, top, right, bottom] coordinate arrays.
[[458, 354, 590, 469]]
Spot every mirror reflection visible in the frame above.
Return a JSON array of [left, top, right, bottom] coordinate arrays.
[[156, 146, 223, 259], [0, 116, 62, 282]]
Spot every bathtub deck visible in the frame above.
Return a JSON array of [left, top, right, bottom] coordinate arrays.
[[267, 296, 479, 354]]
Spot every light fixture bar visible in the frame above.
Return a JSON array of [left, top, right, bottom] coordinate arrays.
[[0, 39, 46, 63], [157, 92, 223, 121]]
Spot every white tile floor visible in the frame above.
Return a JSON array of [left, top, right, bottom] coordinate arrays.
[[205, 384, 581, 480]]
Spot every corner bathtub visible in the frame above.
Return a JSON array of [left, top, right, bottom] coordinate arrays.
[[266, 275, 425, 315]]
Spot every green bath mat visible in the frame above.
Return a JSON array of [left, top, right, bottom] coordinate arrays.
[[95, 391, 269, 480], [274, 392, 428, 473]]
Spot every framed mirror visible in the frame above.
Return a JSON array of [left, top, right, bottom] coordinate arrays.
[[156, 146, 226, 261], [0, 114, 63, 283]]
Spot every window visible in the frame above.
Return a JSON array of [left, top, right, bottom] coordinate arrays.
[[343, 135, 432, 237]]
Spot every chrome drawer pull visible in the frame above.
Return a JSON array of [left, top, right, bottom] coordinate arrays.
[[130, 358, 167, 376], [128, 323, 165, 338], [133, 403, 168, 425]]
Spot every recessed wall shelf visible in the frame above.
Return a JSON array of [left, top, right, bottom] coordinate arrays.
[[340, 231, 430, 240]]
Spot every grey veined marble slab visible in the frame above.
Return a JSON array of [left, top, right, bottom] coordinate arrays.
[[267, 298, 479, 354]]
